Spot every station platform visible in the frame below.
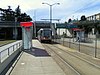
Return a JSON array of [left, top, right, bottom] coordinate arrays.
[[10, 40, 66, 75]]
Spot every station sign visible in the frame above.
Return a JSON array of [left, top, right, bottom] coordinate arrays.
[[56, 24, 78, 29], [56, 24, 67, 28], [67, 24, 78, 28]]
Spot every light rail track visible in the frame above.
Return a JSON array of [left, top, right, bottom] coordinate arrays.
[[43, 43, 100, 75], [53, 44, 100, 69], [43, 44, 81, 75]]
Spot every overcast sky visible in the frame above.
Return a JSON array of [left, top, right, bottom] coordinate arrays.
[[0, 0, 100, 22]]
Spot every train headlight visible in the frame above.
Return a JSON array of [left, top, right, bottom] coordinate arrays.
[[43, 37, 46, 39]]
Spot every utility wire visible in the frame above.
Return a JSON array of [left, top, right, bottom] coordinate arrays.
[[62, 0, 97, 20]]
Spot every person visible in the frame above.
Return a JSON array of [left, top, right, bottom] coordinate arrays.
[[76, 36, 80, 42]]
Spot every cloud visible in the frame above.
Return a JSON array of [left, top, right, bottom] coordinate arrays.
[[0, 0, 100, 22], [0, 0, 44, 12], [59, 0, 100, 22]]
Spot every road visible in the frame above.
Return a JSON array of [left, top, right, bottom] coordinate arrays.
[[43, 43, 100, 75]]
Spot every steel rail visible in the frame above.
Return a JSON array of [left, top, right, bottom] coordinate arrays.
[[43, 44, 81, 75], [53, 44, 100, 70]]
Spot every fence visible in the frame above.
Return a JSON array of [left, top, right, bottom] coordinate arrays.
[[53, 34, 100, 59], [0, 41, 22, 63]]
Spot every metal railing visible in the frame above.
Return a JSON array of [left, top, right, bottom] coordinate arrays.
[[0, 21, 20, 27], [53, 34, 100, 59], [0, 42, 22, 63]]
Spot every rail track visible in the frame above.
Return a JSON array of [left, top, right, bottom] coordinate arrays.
[[42, 43, 100, 75]]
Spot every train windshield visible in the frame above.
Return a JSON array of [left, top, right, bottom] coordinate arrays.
[[43, 30, 51, 37]]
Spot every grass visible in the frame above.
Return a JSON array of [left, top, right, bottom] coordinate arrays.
[[0, 40, 16, 46]]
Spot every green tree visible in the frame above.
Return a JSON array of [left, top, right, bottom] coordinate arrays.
[[80, 15, 86, 21], [0, 6, 15, 21], [68, 19, 72, 23], [0, 6, 32, 22]]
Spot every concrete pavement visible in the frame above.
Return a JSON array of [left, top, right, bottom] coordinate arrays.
[[10, 40, 66, 75]]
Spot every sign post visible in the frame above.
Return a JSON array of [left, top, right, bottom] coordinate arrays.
[[20, 22, 33, 50]]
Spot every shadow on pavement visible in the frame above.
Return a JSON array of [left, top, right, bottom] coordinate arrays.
[[24, 47, 51, 57]]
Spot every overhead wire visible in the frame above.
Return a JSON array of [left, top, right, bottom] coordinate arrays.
[[61, 0, 98, 21]]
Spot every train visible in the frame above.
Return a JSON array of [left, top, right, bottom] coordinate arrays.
[[37, 28, 52, 42]]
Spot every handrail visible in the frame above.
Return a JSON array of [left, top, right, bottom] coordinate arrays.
[[0, 42, 22, 63]]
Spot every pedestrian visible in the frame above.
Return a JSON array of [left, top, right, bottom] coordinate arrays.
[[76, 36, 80, 42]]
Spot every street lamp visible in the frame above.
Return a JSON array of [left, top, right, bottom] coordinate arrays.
[[33, 10, 36, 38], [42, 2, 60, 40], [42, 2, 60, 25]]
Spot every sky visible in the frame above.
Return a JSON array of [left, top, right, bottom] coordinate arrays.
[[0, 0, 100, 22]]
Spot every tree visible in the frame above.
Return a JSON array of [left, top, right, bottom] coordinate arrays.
[[65, 21, 67, 24], [0, 6, 32, 22], [68, 19, 72, 23], [80, 15, 86, 21], [26, 15, 32, 21], [0, 6, 15, 21], [17, 13, 32, 22], [15, 5, 21, 17]]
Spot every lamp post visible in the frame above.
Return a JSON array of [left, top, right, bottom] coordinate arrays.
[[42, 2, 60, 40], [33, 10, 36, 38], [42, 2, 60, 26]]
